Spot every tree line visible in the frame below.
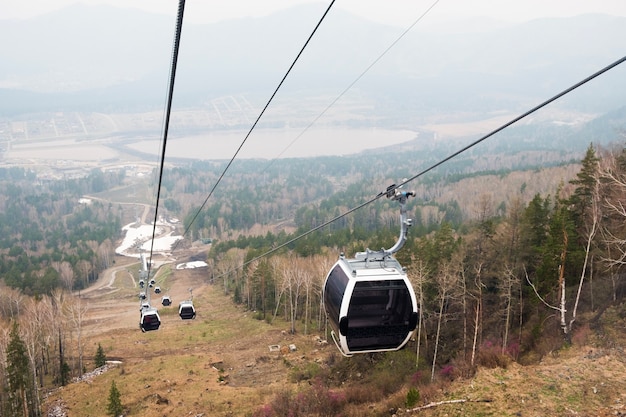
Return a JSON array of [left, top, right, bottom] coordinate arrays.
[[208, 143, 626, 379], [0, 168, 123, 295], [0, 289, 92, 416], [1, 137, 624, 414]]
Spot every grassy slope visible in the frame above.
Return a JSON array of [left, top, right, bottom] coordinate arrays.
[[42, 254, 626, 417]]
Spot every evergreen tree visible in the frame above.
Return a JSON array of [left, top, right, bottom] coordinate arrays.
[[107, 380, 123, 417], [520, 193, 552, 275], [568, 144, 600, 225], [94, 343, 107, 368], [5, 321, 39, 417], [564, 144, 600, 282]]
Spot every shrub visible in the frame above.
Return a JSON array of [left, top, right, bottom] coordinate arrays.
[[289, 361, 322, 382], [252, 378, 345, 417], [94, 343, 107, 368], [439, 364, 456, 380], [405, 387, 420, 407], [107, 380, 123, 417], [475, 340, 511, 369], [344, 384, 383, 404]]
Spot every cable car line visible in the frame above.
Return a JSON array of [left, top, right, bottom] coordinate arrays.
[[263, 0, 441, 170], [138, 1, 624, 341], [386, 54, 626, 196], [211, 54, 626, 282], [137, 0, 186, 332], [174, 0, 337, 250], [138, 0, 336, 330], [146, 0, 186, 280]]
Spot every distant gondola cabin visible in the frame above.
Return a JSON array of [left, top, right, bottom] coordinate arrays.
[[140, 307, 161, 332], [179, 301, 196, 320]]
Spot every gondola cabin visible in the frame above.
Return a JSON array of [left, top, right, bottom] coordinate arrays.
[[140, 307, 161, 332], [323, 254, 418, 356], [155, 286, 161, 294], [161, 295, 172, 306], [322, 184, 418, 356], [179, 301, 196, 320]]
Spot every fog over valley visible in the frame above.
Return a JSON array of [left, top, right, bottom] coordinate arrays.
[[0, 4, 625, 170]]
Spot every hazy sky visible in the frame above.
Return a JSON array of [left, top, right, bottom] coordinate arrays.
[[2, 0, 626, 27]]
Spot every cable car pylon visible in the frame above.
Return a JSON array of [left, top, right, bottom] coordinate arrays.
[[322, 183, 419, 356]]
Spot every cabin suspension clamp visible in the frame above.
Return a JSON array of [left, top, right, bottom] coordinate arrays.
[[383, 182, 415, 257]]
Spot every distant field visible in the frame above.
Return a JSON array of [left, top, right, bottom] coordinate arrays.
[[89, 178, 154, 206]]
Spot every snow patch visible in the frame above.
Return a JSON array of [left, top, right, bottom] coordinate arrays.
[[176, 261, 208, 270]]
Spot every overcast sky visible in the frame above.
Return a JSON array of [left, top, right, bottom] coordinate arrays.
[[2, 0, 626, 27]]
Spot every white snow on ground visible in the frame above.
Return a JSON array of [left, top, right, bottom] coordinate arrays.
[[139, 232, 182, 253], [176, 260, 208, 269], [115, 221, 183, 258], [115, 220, 207, 270]]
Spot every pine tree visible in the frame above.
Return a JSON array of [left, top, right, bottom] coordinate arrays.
[[5, 321, 39, 417], [94, 343, 107, 368], [107, 380, 123, 417], [568, 144, 600, 225]]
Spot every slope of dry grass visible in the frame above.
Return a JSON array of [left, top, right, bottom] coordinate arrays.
[[42, 253, 626, 417]]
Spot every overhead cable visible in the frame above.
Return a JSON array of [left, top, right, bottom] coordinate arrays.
[[148, 0, 186, 277], [175, 0, 337, 247], [263, 0, 441, 169], [215, 54, 626, 279]]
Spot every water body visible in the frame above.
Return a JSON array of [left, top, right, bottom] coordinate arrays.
[[128, 128, 417, 160]]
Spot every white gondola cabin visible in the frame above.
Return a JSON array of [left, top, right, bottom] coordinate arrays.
[[140, 306, 161, 332], [323, 185, 418, 356], [161, 295, 172, 306], [179, 301, 196, 320]]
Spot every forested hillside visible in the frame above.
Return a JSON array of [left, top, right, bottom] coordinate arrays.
[[0, 168, 123, 295], [2, 135, 626, 415]]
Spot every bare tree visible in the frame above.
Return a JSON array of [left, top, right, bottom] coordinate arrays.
[[315, 253, 335, 337], [303, 267, 312, 335], [270, 257, 287, 324], [409, 258, 428, 369], [20, 298, 48, 411], [64, 294, 89, 377], [215, 248, 245, 295], [52, 261, 75, 291], [0, 288, 24, 320], [471, 262, 485, 367], [599, 151, 626, 300], [568, 165, 601, 332], [282, 255, 306, 334], [431, 258, 460, 382], [501, 264, 519, 355]]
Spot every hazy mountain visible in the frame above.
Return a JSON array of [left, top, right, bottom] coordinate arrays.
[[1, 4, 625, 120]]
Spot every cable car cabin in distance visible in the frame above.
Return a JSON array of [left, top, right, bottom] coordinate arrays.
[[179, 301, 196, 320], [323, 184, 418, 356], [140, 307, 161, 332]]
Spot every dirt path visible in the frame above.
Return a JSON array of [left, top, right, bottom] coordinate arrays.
[[78, 257, 137, 298]]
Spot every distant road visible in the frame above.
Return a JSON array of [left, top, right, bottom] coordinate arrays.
[[78, 257, 137, 298]]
